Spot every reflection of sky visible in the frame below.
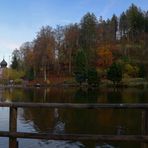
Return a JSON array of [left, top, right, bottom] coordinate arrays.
[[0, 108, 9, 148], [0, 108, 9, 131], [0, 106, 115, 148], [18, 108, 85, 148], [0, 107, 85, 148]]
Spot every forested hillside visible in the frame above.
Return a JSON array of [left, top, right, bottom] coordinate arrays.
[[9, 4, 148, 85]]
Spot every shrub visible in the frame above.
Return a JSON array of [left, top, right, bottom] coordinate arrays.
[[124, 63, 139, 77], [87, 68, 100, 86], [107, 62, 122, 86], [138, 64, 146, 78], [14, 79, 23, 85]]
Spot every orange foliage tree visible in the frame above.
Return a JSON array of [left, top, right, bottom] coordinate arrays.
[[97, 48, 113, 69]]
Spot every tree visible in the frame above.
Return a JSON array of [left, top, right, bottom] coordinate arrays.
[[54, 25, 64, 74], [138, 64, 146, 78], [26, 67, 34, 80], [110, 14, 118, 41], [119, 12, 128, 38], [34, 26, 55, 81], [97, 48, 113, 69], [107, 63, 122, 86], [74, 49, 88, 85], [87, 68, 100, 86], [11, 49, 22, 70], [144, 11, 148, 33], [126, 4, 144, 41], [62, 24, 79, 74], [79, 12, 98, 67], [20, 42, 35, 79]]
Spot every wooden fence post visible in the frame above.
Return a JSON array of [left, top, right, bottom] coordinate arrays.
[[141, 109, 148, 135], [141, 109, 148, 148], [9, 107, 18, 148], [144, 109, 148, 135]]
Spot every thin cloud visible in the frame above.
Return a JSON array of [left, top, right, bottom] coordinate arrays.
[[0, 38, 21, 50], [59, 19, 72, 24], [99, 0, 116, 19]]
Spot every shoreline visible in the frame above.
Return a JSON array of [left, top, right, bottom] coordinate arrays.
[[0, 78, 148, 89]]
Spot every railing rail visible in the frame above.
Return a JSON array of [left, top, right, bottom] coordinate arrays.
[[0, 102, 148, 148], [1, 102, 148, 109]]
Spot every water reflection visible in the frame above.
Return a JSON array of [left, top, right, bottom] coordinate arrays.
[[74, 88, 98, 103], [1, 87, 148, 147], [107, 89, 122, 103]]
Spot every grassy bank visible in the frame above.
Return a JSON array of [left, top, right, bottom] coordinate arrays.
[[101, 78, 148, 88]]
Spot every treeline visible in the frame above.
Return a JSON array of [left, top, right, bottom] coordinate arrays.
[[11, 4, 148, 82]]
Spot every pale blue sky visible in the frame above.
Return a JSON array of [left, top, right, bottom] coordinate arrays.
[[0, 0, 147, 64]]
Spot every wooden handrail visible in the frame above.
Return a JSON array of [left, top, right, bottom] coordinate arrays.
[[0, 132, 148, 142], [1, 102, 148, 109]]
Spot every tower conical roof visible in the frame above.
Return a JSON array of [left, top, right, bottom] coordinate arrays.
[[0, 59, 7, 68]]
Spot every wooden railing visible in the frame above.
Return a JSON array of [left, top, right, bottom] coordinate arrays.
[[0, 102, 148, 148]]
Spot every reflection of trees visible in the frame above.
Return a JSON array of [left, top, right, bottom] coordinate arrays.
[[21, 107, 65, 134], [122, 88, 142, 103], [74, 88, 99, 103], [17, 103, 142, 148], [1, 87, 146, 148], [107, 89, 122, 103], [138, 89, 148, 103], [21, 108, 55, 133], [2, 87, 100, 103], [23, 87, 77, 103], [3, 88, 25, 102], [46, 88, 76, 103], [18, 96, 142, 148], [59, 107, 141, 136]]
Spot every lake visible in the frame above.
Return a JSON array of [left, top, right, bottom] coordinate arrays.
[[0, 87, 148, 148]]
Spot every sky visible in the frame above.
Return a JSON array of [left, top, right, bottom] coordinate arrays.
[[0, 0, 147, 65]]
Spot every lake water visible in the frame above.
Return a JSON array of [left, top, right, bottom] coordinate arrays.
[[0, 87, 148, 148]]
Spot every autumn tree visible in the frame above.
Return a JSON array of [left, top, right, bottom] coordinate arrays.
[[20, 42, 35, 80], [34, 26, 55, 81], [97, 48, 113, 69], [97, 17, 107, 43], [54, 25, 64, 74], [62, 23, 79, 74]]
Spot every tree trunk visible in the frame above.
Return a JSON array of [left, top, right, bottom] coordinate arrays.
[[44, 66, 47, 81]]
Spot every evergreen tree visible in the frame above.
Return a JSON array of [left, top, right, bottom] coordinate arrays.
[[144, 11, 148, 33], [11, 49, 22, 70], [110, 14, 118, 41], [11, 55, 19, 70], [138, 64, 146, 78], [119, 12, 128, 38], [126, 4, 144, 41], [79, 12, 98, 67], [107, 63, 122, 86], [74, 49, 88, 85], [26, 67, 34, 80], [87, 68, 100, 86]]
